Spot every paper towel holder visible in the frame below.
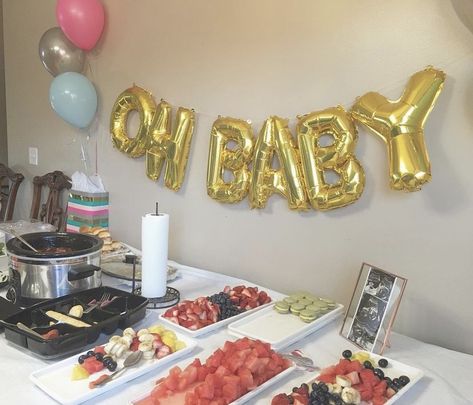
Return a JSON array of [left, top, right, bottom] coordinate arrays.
[[129, 254, 180, 309]]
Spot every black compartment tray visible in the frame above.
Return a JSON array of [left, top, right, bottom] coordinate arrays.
[[0, 286, 148, 359]]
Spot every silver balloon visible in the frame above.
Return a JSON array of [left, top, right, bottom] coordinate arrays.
[[39, 27, 86, 76]]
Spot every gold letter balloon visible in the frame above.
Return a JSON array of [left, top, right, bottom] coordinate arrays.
[[249, 117, 308, 210], [207, 117, 254, 203], [297, 106, 365, 210], [110, 85, 195, 191], [351, 67, 445, 192]]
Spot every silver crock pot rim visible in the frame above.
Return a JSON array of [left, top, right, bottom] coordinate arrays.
[[7, 250, 102, 262], [6, 232, 103, 259]]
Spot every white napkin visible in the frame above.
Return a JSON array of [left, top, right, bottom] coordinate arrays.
[[71, 171, 106, 193]]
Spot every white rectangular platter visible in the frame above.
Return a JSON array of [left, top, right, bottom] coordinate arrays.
[[158, 301, 274, 338], [131, 365, 296, 405], [308, 351, 423, 405], [228, 303, 344, 351], [30, 333, 197, 405]]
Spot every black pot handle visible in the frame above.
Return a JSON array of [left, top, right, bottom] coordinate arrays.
[[68, 264, 100, 281]]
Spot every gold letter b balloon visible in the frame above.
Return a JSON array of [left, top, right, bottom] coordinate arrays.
[[351, 67, 445, 192]]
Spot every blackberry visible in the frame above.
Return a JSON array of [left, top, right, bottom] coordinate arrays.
[[208, 292, 243, 321]]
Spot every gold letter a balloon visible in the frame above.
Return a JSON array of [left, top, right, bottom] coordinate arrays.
[[351, 67, 445, 192]]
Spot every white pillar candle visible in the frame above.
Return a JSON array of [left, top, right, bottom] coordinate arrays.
[[141, 213, 169, 298]]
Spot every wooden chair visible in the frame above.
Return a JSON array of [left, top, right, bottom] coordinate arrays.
[[0, 163, 24, 221], [30, 171, 72, 231]]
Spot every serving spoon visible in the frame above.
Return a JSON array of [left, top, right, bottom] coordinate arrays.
[[93, 350, 143, 387], [9, 230, 39, 253]]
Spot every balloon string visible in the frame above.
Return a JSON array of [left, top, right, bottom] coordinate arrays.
[[79, 137, 89, 173], [154, 51, 473, 126]]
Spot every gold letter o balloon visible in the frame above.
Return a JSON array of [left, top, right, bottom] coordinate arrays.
[[110, 86, 156, 158]]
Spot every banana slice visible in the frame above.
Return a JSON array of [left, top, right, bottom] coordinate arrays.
[[341, 387, 361, 404], [122, 334, 133, 347], [115, 344, 128, 358], [109, 335, 122, 343], [331, 383, 342, 395], [138, 342, 153, 352], [142, 350, 155, 360], [137, 328, 149, 337], [104, 341, 119, 354], [139, 333, 155, 342], [123, 327, 136, 337], [69, 305, 84, 318]]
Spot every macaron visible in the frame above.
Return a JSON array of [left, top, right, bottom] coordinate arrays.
[[297, 298, 313, 307], [320, 297, 336, 305], [273, 301, 290, 314], [283, 296, 298, 305], [290, 302, 306, 316], [299, 309, 318, 323], [291, 291, 311, 300]]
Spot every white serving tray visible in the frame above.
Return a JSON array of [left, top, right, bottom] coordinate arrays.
[[132, 364, 296, 405], [228, 302, 344, 351], [30, 333, 197, 405], [231, 365, 295, 404], [158, 301, 274, 338], [310, 351, 424, 405]]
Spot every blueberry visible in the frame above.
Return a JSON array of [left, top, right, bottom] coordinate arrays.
[[107, 361, 117, 371], [292, 386, 299, 392], [86, 350, 95, 357], [392, 378, 402, 388], [399, 375, 410, 386], [78, 354, 87, 364], [342, 349, 352, 359], [319, 383, 328, 393], [363, 360, 373, 369], [287, 395, 294, 404], [95, 353, 104, 361], [378, 358, 389, 368], [384, 376, 392, 383], [374, 368, 385, 379]]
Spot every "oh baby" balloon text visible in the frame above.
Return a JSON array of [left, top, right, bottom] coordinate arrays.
[[110, 67, 445, 211]]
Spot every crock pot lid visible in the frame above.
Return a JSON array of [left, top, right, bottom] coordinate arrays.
[[6, 232, 103, 258]]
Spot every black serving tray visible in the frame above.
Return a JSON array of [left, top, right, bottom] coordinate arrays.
[[0, 286, 148, 359]]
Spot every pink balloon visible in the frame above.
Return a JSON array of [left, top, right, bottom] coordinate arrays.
[[56, 0, 105, 51]]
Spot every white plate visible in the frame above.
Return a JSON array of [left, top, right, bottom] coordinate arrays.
[[30, 333, 197, 405], [228, 302, 344, 351], [132, 364, 296, 405], [308, 351, 423, 405], [159, 301, 274, 338]]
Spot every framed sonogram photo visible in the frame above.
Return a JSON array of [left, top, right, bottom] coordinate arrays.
[[340, 263, 407, 354]]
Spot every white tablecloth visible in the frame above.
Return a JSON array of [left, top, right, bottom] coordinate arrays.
[[1, 261, 472, 404]]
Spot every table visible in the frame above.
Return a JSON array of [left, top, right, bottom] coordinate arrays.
[[1, 260, 472, 404]]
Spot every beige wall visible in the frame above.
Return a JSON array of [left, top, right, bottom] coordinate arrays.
[[0, 0, 7, 164], [4, 0, 473, 354]]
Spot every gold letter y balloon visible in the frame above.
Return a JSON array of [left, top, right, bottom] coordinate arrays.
[[351, 67, 445, 192]]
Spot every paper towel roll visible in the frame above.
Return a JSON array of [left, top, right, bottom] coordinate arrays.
[[141, 213, 169, 298]]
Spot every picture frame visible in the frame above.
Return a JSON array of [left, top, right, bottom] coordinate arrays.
[[340, 263, 407, 354], [0, 231, 6, 257]]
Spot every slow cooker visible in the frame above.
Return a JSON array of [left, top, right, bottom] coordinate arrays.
[[6, 232, 103, 306]]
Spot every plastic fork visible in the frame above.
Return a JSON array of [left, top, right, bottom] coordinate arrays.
[[83, 292, 111, 314]]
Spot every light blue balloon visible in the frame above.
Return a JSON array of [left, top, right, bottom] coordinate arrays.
[[49, 72, 97, 129]]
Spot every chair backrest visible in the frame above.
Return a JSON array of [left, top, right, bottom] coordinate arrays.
[[0, 163, 24, 221], [30, 171, 72, 231]]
